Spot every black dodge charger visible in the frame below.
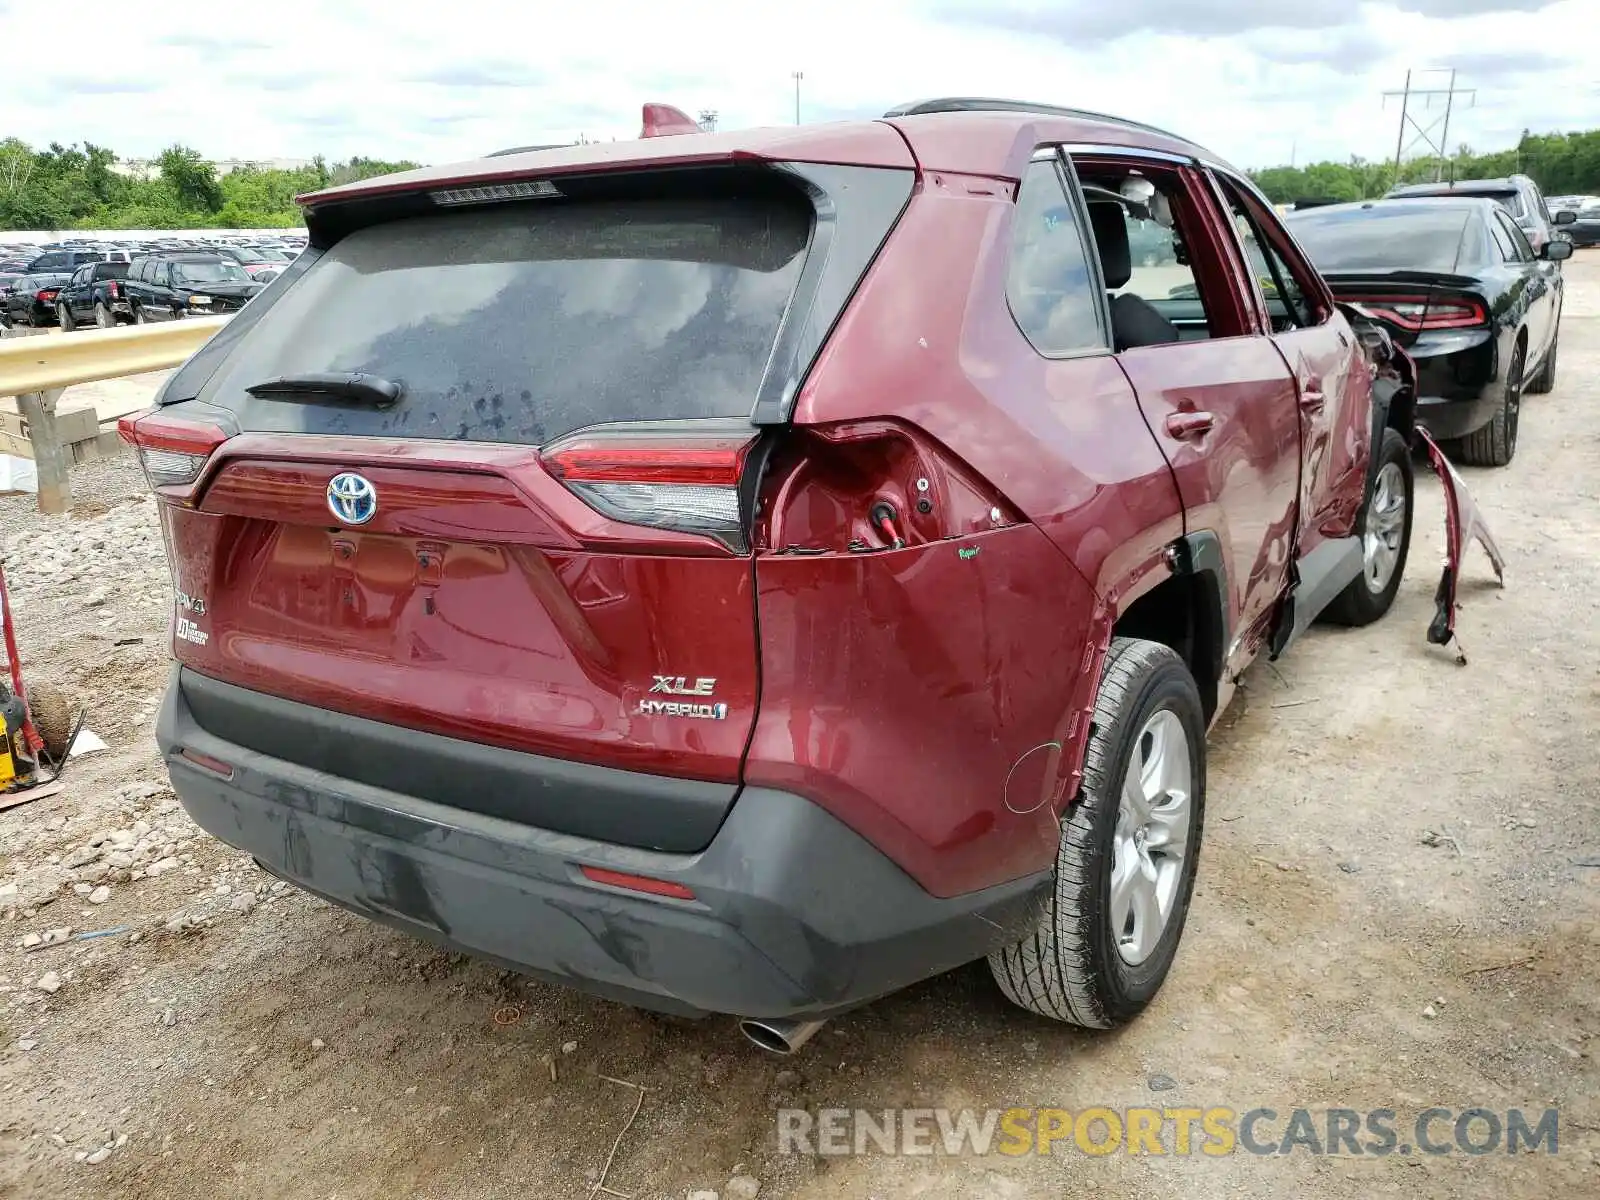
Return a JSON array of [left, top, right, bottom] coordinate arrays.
[[1287, 196, 1568, 467]]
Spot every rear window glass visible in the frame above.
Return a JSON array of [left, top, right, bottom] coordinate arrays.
[[98, 262, 129, 279], [1288, 207, 1471, 274], [199, 195, 813, 445]]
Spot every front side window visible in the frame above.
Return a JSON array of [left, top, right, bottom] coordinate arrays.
[[1215, 176, 1320, 330], [1006, 157, 1107, 356]]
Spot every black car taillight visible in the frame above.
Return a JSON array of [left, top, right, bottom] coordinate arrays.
[[1345, 292, 1487, 331], [36, 289, 58, 303]]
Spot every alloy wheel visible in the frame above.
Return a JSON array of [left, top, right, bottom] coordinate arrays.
[[1361, 461, 1407, 594], [1111, 709, 1194, 966]]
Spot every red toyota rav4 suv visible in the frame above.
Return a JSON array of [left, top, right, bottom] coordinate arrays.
[[126, 99, 1420, 1052]]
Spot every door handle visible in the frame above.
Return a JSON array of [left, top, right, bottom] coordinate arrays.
[[1164, 411, 1215, 440], [1299, 386, 1326, 413]]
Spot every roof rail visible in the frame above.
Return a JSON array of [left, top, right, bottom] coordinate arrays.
[[882, 98, 1190, 145]]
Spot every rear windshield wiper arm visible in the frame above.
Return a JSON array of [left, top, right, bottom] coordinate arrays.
[[244, 372, 402, 408]]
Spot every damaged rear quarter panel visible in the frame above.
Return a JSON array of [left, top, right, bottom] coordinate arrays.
[[745, 524, 1098, 898]]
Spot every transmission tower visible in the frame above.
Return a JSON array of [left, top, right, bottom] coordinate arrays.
[[1384, 68, 1476, 183]]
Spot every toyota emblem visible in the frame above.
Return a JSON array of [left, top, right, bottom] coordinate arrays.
[[327, 472, 378, 525]]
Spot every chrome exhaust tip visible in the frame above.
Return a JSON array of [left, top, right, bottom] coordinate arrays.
[[739, 1017, 827, 1055]]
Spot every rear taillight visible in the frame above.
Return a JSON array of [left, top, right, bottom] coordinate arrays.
[[541, 423, 758, 551], [107, 281, 119, 299], [37, 290, 57, 302], [117, 410, 229, 492], [1346, 293, 1486, 331]]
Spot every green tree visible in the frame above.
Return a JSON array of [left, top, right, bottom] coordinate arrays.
[[157, 145, 224, 213]]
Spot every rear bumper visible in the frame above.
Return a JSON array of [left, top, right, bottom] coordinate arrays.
[[1411, 331, 1500, 442], [157, 667, 1049, 1019]]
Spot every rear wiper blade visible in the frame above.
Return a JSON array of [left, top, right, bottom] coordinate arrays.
[[244, 372, 402, 408]]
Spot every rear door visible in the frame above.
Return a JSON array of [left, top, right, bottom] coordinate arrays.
[[1495, 209, 1556, 368], [136, 182, 818, 839], [1210, 172, 1370, 549]]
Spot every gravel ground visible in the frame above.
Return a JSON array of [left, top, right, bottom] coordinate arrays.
[[1, 261, 1598, 1200]]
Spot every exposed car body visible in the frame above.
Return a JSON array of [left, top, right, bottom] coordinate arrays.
[[1289, 197, 1567, 466], [124, 253, 264, 322], [120, 99, 1493, 1042], [1384, 175, 1574, 256]]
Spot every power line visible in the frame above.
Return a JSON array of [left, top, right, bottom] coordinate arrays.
[[1383, 68, 1476, 182]]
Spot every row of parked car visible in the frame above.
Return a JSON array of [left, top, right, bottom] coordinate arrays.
[[0, 234, 305, 330]]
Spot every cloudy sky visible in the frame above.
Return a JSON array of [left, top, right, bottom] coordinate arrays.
[[4, 0, 1596, 170]]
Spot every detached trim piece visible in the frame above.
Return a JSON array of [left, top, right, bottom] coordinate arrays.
[[1419, 428, 1506, 660]]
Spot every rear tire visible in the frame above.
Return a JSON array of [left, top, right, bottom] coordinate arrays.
[[1526, 334, 1558, 394], [989, 638, 1205, 1028], [1457, 341, 1524, 468], [133, 305, 146, 325], [57, 304, 75, 333], [94, 302, 113, 329], [1322, 427, 1414, 626]]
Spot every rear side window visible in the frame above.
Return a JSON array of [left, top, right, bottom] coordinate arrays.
[[1495, 210, 1534, 262], [199, 194, 813, 445], [1487, 213, 1518, 262], [1006, 160, 1106, 356]]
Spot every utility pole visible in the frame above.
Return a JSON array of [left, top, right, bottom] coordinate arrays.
[[1383, 68, 1475, 184], [792, 71, 804, 125], [698, 109, 718, 133]]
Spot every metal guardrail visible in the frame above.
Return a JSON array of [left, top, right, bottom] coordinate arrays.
[[0, 317, 231, 514]]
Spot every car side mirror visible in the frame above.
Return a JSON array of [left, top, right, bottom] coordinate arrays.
[[1544, 238, 1573, 261], [1554, 210, 1577, 225]]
